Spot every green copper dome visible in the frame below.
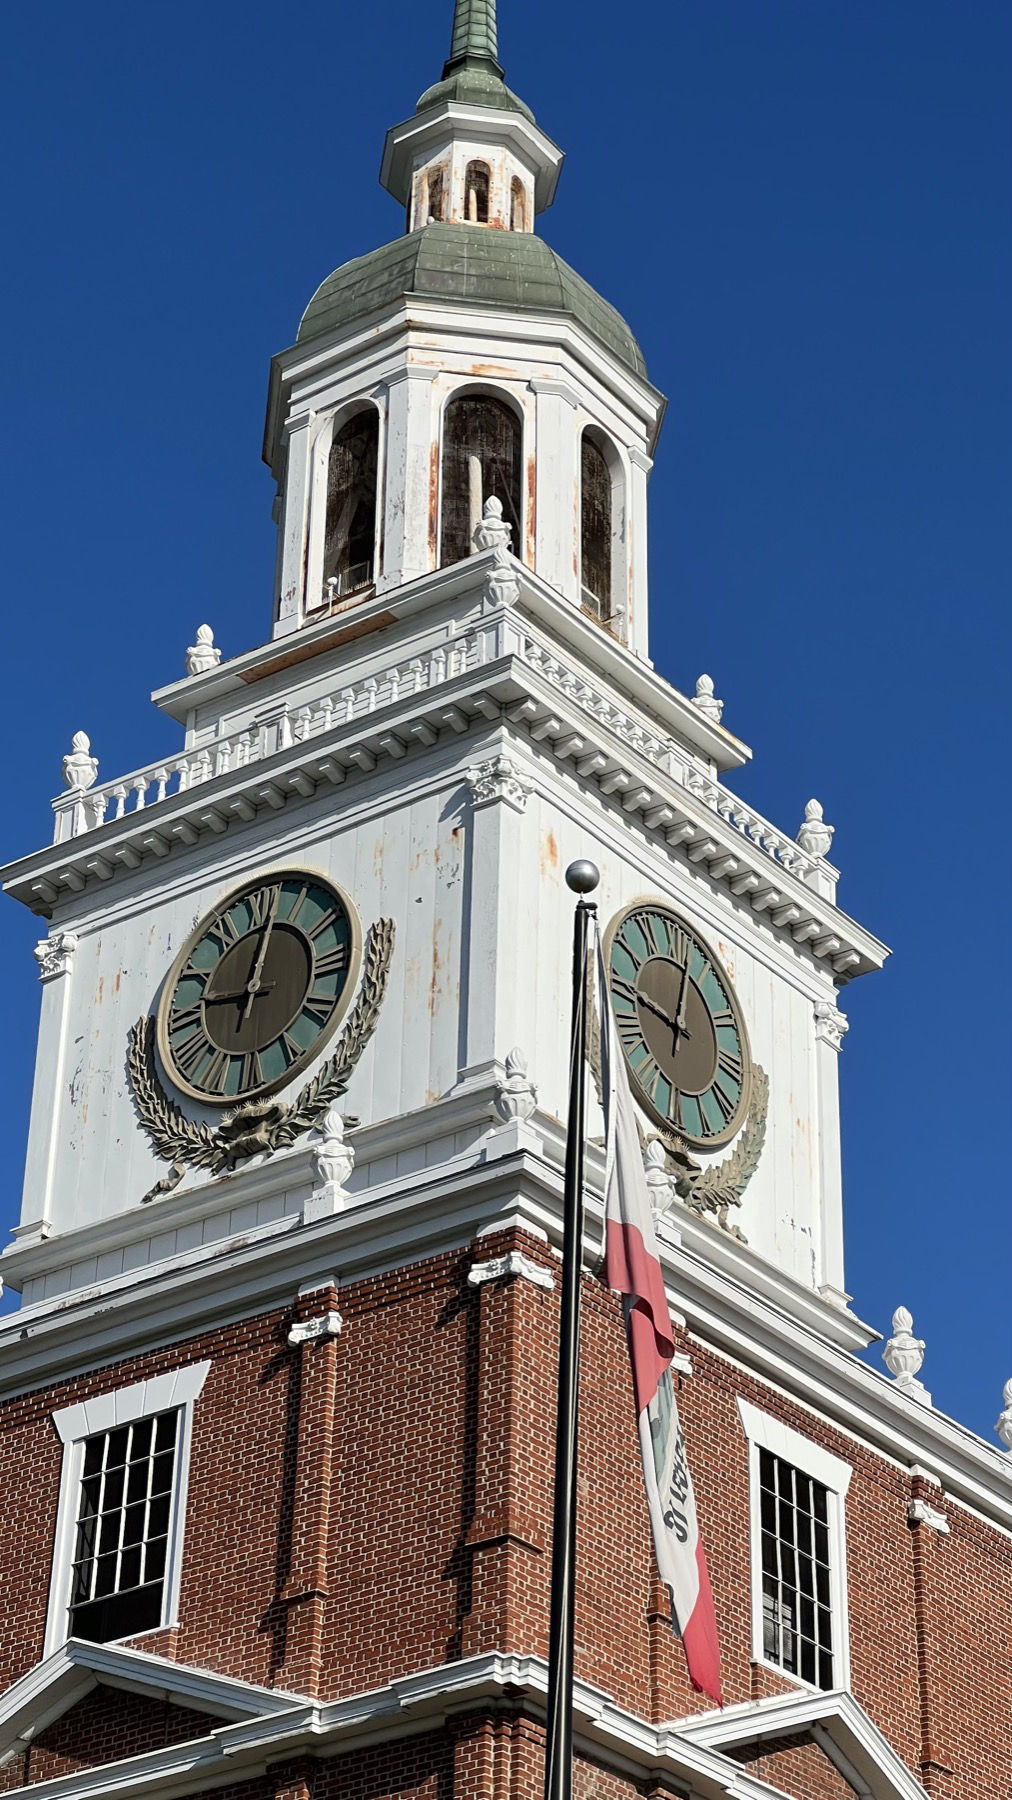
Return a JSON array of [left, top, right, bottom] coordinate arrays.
[[297, 223, 646, 378]]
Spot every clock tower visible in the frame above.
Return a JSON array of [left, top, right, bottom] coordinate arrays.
[[0, 4, 1008, 1798]]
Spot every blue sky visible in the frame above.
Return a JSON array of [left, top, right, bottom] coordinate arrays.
[[0, 1, 1008, 1438]]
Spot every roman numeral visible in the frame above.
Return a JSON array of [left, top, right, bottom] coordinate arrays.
[[717, 1047, 743, 1082], [710, 1082, 736, 1122], [308, 908, 339, 941], [617, 932, 642, 971], [313, 943, 348, 978], [286, 883, 309, 924], [201, 1049, 231, 1094], [711, 1007, 736, 1028], [280, 1030, 303, 1064], [611, 974, 640, 1009], [170, 1002, 203, 1035], [640, 913, 663, 956], [639, 1055, 664, 1100], [173, 1031, 209, 1079], [695, 957, 712, 991], [618, 1018, 643, 1051], [249, 884, 281, 928], [239, 1050, 265, 1091], [207, 912, 240, 954], [302, 993, 333, 1025]]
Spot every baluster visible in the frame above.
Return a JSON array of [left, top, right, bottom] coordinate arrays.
[[277, 709, 292, 750], [430, 647, 446, 686], [133, 776, 148, 811], [409, 657, 424, 693], [363, 677, 378, 713], [111, 784, 128, 821], [215, 739, 231, 775], [319, 695, 333, 732], [152, 767, 168, 803], [295, 706, 312, 742], [89, 792, 108, 829]]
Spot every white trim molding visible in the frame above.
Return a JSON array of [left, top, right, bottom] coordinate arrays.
[[468, 1249, 555, 1291], [737, 1396, 853, 1693], [287, 1312, 343, 1346], [679, 1686, 930, 1800], [44, 1361, 209, 1658]]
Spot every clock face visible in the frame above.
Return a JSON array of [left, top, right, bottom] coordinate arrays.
[[157, 872, 360, 1104], [606, 902, 751, 1148]]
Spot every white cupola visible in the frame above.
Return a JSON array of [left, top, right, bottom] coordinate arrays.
[[263, 0, 665, 657]]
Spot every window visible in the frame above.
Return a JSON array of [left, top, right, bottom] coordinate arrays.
[[759, 1448, 834, 1688], [580, 432, 613, 618], [440, 392, 522, 567], [510, 177, 527, 232], [47, 1363, 208, 1654], [70, 1411, 179, 1644], [324, 409, 379, 601], [738, 1399, 851, 1692], [464, 160, 490, 224]]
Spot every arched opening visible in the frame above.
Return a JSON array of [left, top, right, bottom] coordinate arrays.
[[509, 177, 527, 232], [464, 161, 490, 225], [324, 408, 379, 601], [440, 392, 522, 567], [427, 168, 445, 223], [580, 432, 613, 619]]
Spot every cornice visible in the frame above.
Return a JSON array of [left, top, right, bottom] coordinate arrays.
[[0, 1649, 798, 1800], [0, 1118, 1008, 1532]]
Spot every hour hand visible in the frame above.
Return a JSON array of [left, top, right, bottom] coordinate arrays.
[[636, 992, 678, 1032]]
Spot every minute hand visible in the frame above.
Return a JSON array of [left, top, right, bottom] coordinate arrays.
[[672, 960, 692, 1051], [241, 889, 280, 1024]]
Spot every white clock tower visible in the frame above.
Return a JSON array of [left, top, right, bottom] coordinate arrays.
[[0, 7, 1002, 1800]]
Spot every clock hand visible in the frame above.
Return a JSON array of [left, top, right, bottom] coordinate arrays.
[[635, 991, 679, 1032], [672, 960, 692, 1056], [205, 982, 277, 1005], [240, 888, 281, 1025]]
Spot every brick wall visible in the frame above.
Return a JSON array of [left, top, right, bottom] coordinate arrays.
[[0, 1687, 216, 1790], [0, 1225, 1008, 1799]]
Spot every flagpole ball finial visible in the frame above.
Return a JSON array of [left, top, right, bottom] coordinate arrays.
[[565, 859, 600, 894]]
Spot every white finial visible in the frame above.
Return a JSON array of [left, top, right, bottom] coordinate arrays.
[[797, 797, 835, 859], [62, 732, 98, 792], [883, 1306, 930, 1404], [186, 624, 221, 677], [473, 493, 512, 555], [995, 1378, 1012, 1456], [691, 674, 724, 724], [494, 1046, 538, 1124], [303, 1104, 356, 1224]]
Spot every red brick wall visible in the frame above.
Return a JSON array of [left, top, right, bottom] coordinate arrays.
[[0, 1226, 1008, 1800], [732, 1736, 853, 1798], [0, 1688, 216, 1790]]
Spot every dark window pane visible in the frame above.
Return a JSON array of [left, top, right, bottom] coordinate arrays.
[[94, 1552, 118, 1598], [440, 395, 522, 568], [324, 411, 379, 600], [98, 1511, 121, 1556], [105, 1428, 129, 1470], [122, 1502, 146, 1547], [126, 1459, 149, 1505], [130, 1418, 153, 1460], [83, 1437, 104, 1477], [145, 1537, 167, 1584], [148, 1494, 171, 1539], [70, 1581, 162, 1646], [800, 1638, 816, 1684], [151, 1451, 175, 1497], [760, 1488, 776, 1533], [813, 1485, 829, 1525], [154, 1412, 178, 1453], [103, 1466, 125, 1512], [72, 1561, 92, 1604], [818, 1648, 834, 1690], [119, 1544, 143, 1591]]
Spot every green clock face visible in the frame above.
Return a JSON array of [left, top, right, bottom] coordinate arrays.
[[158, 871, 360, 1104], [607, 901, 751, 1148]]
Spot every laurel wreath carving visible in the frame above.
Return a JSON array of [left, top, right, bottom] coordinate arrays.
[[129, 916, 395, 1202]]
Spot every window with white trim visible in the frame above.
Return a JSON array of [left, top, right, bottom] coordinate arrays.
[[737, 1398, 851, 1692], [47, 1363, 208, 1654]]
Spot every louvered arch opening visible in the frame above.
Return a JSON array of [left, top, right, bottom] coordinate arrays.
[[440, 392, 522, 568], [324, 408, 379, 600], [580, 431, 613, 619]]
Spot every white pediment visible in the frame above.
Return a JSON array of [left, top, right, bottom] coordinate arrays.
[[677, 1685, 930, 1800]]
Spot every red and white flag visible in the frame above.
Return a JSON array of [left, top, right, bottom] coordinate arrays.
[[594, 923, 723, 1705]]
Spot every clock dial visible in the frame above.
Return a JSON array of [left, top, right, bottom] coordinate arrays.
[[157, 872, 360, 1104], [606, 902, 750, 1148]]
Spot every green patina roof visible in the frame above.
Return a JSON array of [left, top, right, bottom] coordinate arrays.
[[415, 0, 535, 122], [297, 223, 646, 378]]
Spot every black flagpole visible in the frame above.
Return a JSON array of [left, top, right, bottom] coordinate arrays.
[[544, 859, 600, 1800]]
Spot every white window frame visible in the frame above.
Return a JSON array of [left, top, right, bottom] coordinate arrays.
[[737, 1397, 852, 1692], [45, 1362, 209, 1657]]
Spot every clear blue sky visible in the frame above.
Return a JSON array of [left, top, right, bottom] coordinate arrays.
[[0, 1, 1008, 1438]]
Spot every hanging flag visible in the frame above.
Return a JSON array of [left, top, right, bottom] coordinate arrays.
[[594, 923, 723, 1706]]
